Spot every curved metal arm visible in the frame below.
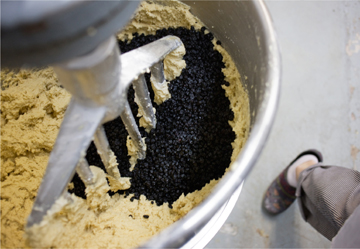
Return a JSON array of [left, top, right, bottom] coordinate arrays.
[[120, 35, 183, 86], [27, 99, 106, 227]]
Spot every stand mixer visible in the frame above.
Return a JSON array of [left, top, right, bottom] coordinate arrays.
[[2, 1, 281, 248], [2, 0, 183, 227]]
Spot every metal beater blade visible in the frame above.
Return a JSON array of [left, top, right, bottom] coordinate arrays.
[[27, 35, 183, 227], [27, 100, 106, 227]]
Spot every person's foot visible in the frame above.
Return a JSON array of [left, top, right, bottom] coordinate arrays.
[[262, 149, 323, 215]]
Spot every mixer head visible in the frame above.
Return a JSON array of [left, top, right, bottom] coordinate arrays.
[[1, 1, 183, 227], [1, 1, 139, 67]]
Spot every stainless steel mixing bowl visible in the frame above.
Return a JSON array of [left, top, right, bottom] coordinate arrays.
[[2, 0, 280, 247], [143, 1, 281, 247]]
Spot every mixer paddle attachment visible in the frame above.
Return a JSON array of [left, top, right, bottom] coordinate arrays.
[[27, 35, 183, 227]]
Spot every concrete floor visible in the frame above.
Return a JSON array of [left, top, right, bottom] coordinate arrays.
[[207, 1, 360, 248]]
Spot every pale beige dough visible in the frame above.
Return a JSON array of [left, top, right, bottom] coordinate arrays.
[[24, 166, 219, 249], [1, 1, 250, 248], [1, 68, 71, 248]]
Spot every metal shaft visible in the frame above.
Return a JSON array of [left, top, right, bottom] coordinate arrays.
[[94, 126, 121, 178], [120, 100, 146, 160], [27, 100, 106, 227], [53, 37, 121, 106], [76, 158, 94, 186], [133, 74, 156, 132], [151, 60, 166, 84]]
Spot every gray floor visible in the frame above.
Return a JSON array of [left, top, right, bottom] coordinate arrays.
[[207, 1, 360, 248]]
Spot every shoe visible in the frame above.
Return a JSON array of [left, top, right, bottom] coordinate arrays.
[[262, 149, 323, 215]]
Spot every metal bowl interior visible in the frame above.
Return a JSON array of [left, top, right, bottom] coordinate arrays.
[[143, 0, 281, 248]]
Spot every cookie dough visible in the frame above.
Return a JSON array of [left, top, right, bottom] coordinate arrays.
[[1, 1, 250, 248], [1, 68, 71, 247]]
